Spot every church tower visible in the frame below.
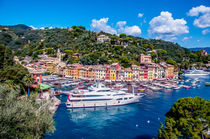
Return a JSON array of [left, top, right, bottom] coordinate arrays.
[[57, 48, 61, 62]]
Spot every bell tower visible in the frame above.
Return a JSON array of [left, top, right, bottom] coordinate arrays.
[[57, 48, 61, 62]]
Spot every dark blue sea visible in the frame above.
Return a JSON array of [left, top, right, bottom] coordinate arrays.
[[45, 76, 210, 139]]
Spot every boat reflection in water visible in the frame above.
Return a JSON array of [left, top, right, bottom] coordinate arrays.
[[67, 104, 138, 129]]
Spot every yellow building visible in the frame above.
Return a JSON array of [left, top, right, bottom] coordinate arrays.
[[110, 66, 117, 80], [124, 68, 132, 81]]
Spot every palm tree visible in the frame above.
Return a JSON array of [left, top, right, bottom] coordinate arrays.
[[22, 74, 33, 97]]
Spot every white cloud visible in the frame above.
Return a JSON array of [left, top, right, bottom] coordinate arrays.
[[116, 21, 127, 27], [193, 13, 210, 28], [40, 27, 45, 30], [202, 29, 210, 35], [182, 36, 192, 41], [148, 11, 189, 41], [187, 5, 210, 16], [187, 5, 210, 28], [29, 25, 38, 30], [138, 13, 144, 18], [91, 18, 141, 36], [49, 26, 53, 29], [117, 21, 141, 35], [91, 18, 117, 34]]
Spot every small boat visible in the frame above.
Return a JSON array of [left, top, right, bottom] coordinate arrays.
[[114, 87, 121, 90], [54, 91, 61, 96], [54, 82, 61, 85], [138, 88, 145, 92], [78, 85, 86, 89], [185, 79, 190, 83], [180, 81, 184, 84], [184, 86, 191, 89], [150, 86, 162, 91], [192, 84, 197, 87], [174, 86, 182, 90], [205, 82, 210, 86]]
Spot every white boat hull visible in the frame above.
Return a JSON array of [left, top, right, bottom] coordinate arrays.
[[66, 96, 142, 108], [184, 74, 208, 76]]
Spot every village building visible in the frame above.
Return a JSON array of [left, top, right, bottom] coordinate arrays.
[[97, 35, 110, 43], [124, 68, 132, 81], [201, 49, 208, 56], [110, 63, 119, 81], [160, 62, 174, 79], [22, 49, 177, 82], [131, 65, 140, 81], [138, 54, 152, 64], [117, 67, 125, 81]]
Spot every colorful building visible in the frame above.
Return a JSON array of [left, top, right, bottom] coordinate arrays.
[[124, 68, 132, 81], [110, 63, 119, 81], [131, 65, 140, 81]]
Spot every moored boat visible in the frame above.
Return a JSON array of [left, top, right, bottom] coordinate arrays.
[[205, 82, 210, 86], [66, 83, 143, 108], [184, 70, 209, 77], [184, 85, 191, 89]]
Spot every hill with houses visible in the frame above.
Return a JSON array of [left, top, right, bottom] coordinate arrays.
[[0, 24, 209, 69]]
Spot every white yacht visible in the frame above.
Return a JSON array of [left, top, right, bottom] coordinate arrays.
[[66, 83, 143, 108], [184, 70, 209, 76]]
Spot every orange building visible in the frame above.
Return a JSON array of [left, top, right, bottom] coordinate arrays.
[[166, 64, 174, 79], [68, 64, 82, 79]]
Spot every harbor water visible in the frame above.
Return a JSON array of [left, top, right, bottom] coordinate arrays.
[[45, 76, 210, 139]]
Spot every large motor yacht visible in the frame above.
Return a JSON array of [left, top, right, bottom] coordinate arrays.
[[66, 83, 143, 108], [184, 70, 209, 76]]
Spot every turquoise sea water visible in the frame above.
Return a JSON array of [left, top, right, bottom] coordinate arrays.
[[45, 76, 210, 139]]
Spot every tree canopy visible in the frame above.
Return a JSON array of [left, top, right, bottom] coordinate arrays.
[[158, 97, 210, 139], [0, 83, 54, 138]]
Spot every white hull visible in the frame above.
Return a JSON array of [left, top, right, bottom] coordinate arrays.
[[184, 70, 209, 77], [184, 74, 208, 76], [66, 96, 142, 108]]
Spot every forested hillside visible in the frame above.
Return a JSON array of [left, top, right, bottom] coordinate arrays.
[[0, 24, 209, 68]]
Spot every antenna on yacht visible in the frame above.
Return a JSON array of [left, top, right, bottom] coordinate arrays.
[[96, 80, 100, 88], [132, 84, 134, 95]]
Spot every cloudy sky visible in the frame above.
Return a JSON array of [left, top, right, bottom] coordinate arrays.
[[0, 0, 209, 48]]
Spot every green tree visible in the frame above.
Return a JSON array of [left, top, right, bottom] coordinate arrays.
[[0, 64, 29, 95], [158, 97, 210, 139], [0, 44, 14, 69], [119, 56, 131, 68], [0, 83, 54, 138], [166, 58, 177, 66], [119, 34, 126, 38], [64, 49, 74, 55]]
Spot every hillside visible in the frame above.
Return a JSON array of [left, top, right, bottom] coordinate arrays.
[[0, 24, 209, 68]]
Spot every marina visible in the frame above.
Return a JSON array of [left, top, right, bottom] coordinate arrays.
[[1, 1, 210, 138], [44, 75, 210, 138]]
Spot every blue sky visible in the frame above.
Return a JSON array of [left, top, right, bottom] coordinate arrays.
[[0, 0, 210, 48]]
